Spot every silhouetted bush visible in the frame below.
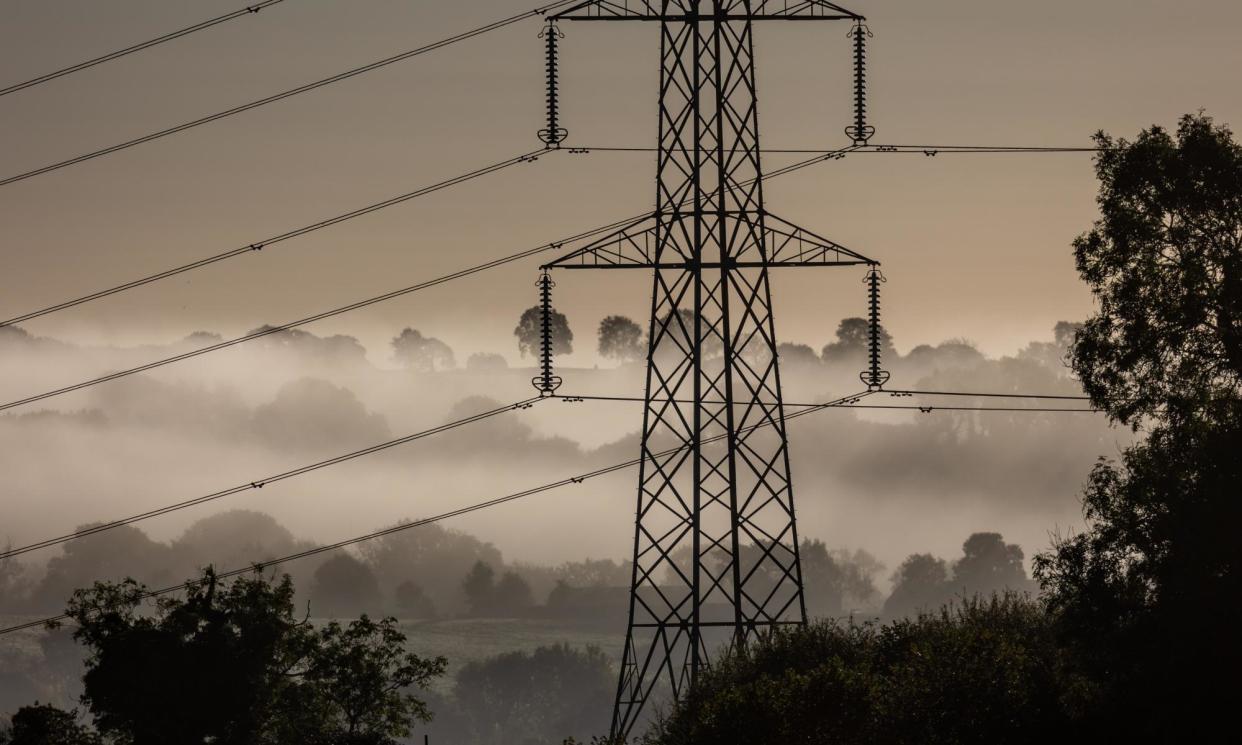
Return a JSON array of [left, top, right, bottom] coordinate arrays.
[[650, 594, 1066, 745]]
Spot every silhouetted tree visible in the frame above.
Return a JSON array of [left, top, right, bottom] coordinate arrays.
[[491, 571, 534, 616], [1036, 113, 1242, 742], [884, 534, 1034, 619], [29, 524, 177, 612], [515, 307, 573, 358], [551, 558, 631, 588], [465, 352, 508, 371], [391, 328, 456, 372], [360, 524, 503, 617], [171, 510, 305, 580], [776, 342, 821, 368], [951, 533, 1032, 596], [248, 326, 369, 368], [901, 339, 983, 372], [883, 553, 950, 618], [801, 541, 881, 617], [822, 317, 895, 364], [462, 561, 496, 616], [50, 567, 444, 744], [309, 554, 384, 618], [597, 315, 645, 363], [1017, 321, 1083, 373], [460, 562, 532, 617], [1070, 114, 1242, 427]]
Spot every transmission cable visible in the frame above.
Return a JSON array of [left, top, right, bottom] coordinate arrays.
[[0, 397, 544, 562], [0, 0, 578, 188], [0, 142, 853, 334], [885, 388, 1092, 401], [564, 394, 1097, 413], [838, 404, 1098, 413], [574, 143, 1107, 156], [0, 390, 871, 637], [0, 0, 289, 98], [0, 212, 643, 414], [0, 145, 859, 414], [0, 148, 552, 329]]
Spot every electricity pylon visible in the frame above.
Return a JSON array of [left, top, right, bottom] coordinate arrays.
[[543, 1, 876, 737]]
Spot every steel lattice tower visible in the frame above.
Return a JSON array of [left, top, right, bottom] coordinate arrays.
[[544, 1, 876, 737]]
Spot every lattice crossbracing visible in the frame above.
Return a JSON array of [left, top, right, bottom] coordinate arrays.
[[545, 1, 871, 737]]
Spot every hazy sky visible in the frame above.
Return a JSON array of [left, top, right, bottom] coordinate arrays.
[[2, 0, 1240, 365], [4, 0, 1230, 586]]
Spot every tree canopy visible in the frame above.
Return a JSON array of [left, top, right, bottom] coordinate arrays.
[[391, 328, 456, 372], [650, 596, 1065, 745], [1035, 113, 1242, 740], [36, 567, 445, 745], [1071, 113, 1242, 427], [597, 315, 645, 363], [514, 306, 573, 358]]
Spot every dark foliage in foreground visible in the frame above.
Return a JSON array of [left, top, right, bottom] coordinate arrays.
[[648, 595, 1064, 745], [1037, 113, 1242, 742], [647, 112, 1242, 745], [6, 568, 445, 745]]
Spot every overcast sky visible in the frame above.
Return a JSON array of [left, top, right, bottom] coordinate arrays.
[[2, 0, 1240, 364]]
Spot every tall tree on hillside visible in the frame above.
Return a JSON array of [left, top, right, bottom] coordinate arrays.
[[1037, 113, 1242, 740], [597, 315, 645, 363], [514, 307, 573, 358], [391, 328, 456, 372]]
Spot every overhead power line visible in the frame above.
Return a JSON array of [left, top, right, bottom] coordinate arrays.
[[0, 145, 858, 414], [0, 390, 872, 637], [842, 404, 1098, 413], [886, 388, 1092, 401], [0, 0, 289, 98], [565, 394, 1098, 413], [0, 0, 579, 188], [575, 143, 1106, 155], [0, 212, 642, 414], [0, 149, 552, 329], [0, 397, 544, 562]]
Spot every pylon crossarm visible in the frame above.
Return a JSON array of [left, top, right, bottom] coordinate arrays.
[[544, 213, 876, 269], [543, 215, 659, 268], [552, 0, 863, 22], [763, 213, 875, 265]]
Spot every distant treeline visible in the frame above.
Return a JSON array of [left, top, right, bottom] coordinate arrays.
[[1, 507, 1036, 626]]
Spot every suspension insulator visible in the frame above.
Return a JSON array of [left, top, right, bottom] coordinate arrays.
[[844, 21, 875, 146], [532, 269, 564, 396], [537, 21, 569, 148], [859, 265, 890, 390]]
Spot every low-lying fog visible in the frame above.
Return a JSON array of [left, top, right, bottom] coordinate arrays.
[[0, 317, 1129, 596]]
